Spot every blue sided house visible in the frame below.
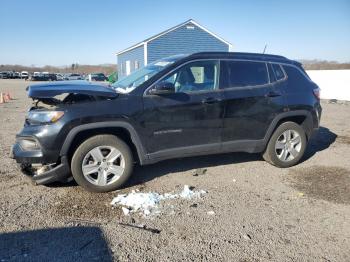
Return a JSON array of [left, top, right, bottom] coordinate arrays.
[[116, 19, 233, 77]]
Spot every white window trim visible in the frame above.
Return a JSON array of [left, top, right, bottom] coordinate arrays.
[[144, 42, 148, 65], [126, 60, 131, 76], [116, 42, 145, 56]]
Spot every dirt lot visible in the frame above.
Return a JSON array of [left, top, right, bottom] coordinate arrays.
[[0, 79, 350, 261]]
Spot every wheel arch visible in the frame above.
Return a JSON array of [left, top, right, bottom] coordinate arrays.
[[264, 110, 314, 145], [60, 122, 147, 165]]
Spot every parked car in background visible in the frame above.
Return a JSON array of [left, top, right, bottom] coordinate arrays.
[[31, 72, 41, 80], [13, 72, 21, 79], [21, 71, 29, 80], [47, 73, 57, 81], [88, 73, 108, 81], [31, 72, 57, 81], [55, 73, 64, 81], [8, 71, 15, 79], [0, 71, 11, 79], [31, 74, 45, 81], [12, 52, 322, 192], [65, 73, 83, 80]]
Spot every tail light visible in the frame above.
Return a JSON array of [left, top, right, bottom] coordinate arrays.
[[313, 87, 321, 100]]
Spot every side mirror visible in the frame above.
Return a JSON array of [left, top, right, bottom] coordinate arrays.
[[149, 81, 175, 95]]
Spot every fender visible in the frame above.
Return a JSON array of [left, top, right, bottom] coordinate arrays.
[[263, 110, 314, 144], [59, 121, 148, 165]]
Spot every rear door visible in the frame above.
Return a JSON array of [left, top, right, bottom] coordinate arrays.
[[220, 60, 286, 145], [141, 60, 224, 156]]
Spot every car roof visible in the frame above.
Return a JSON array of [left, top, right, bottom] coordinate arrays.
[[187, 52, 300, 66]]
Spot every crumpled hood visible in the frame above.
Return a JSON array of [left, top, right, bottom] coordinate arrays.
[[27, 80, 118, 99]]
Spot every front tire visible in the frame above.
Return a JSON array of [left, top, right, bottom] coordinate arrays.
[[263, 122, 307, 168], [71, 135, 133, 192]]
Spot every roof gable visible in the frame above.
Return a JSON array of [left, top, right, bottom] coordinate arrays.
[[116, 19, 232, 56]]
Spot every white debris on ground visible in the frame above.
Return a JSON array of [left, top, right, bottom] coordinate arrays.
[[207, 211, 215, 216], [179, 185, 206, 199], [110, 185, 206, 216]]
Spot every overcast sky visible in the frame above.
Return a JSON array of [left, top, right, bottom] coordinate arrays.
[[0, 0, 349, 66]]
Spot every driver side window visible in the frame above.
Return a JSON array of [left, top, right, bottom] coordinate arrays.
[[163, 60, 219, 93]]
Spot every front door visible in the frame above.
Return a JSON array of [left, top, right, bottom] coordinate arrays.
[[141, 60, 224, 157]]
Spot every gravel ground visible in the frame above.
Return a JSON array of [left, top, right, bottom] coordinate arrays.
[[0, 79, 349, 261]]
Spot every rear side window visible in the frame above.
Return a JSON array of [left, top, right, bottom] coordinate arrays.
[[298, 66, 311, 80], [283, 65, 310, 90], [222, 61, 268, 88], [272, 64, 285, 80], [267, 63, 276, 82]]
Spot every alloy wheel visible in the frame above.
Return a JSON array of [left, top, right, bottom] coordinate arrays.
[[274, 130, 302, 162], [81, 146, 125, 186]]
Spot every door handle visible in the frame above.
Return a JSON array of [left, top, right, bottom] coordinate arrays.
[[265, 91, 281, 98], [201, 97, 221, 104]]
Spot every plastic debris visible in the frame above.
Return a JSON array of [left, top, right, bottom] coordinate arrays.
[[111, 185, 206, 216], [122, 207, 130, 215], [207, 211, 215, 216], [111, 191, 163, 215], [180, 185, 206, 199]]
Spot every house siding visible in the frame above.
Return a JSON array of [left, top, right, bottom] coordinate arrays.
[[117, 45, 144, 78], [147, 22, 229, 63]]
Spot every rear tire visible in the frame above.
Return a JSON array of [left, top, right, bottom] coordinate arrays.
[[71, 135, 133, 192], [263, 122, 307, 168]]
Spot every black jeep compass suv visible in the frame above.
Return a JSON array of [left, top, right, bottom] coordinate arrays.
[[12, 52, 322, 192]]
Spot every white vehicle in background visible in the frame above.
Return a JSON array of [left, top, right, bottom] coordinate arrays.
[[55, 73, 64, 81], [30, 72, 41, 81], [65, 73, 83, 80], [20, 71, 29, 79], [33, 72, 40, 77]]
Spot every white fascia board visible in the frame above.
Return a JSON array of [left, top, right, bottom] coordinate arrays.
[[116, 42, 145, 56], [189, 20, 233, 47], [228, 44, 234, 51], [144, 20, 191, 43]]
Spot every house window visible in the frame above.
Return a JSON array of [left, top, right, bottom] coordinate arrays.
[[135, 60, 140, 70], [126, 61, 131, 75]]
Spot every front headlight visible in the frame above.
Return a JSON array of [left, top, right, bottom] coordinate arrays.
[[26, 111, 64, 124], [17, 137, 40, 151]]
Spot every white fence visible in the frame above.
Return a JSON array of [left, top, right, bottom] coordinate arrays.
[[306, 69, 350, 101]]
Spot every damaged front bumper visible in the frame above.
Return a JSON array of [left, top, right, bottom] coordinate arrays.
[[11, 142, 71, 185]]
